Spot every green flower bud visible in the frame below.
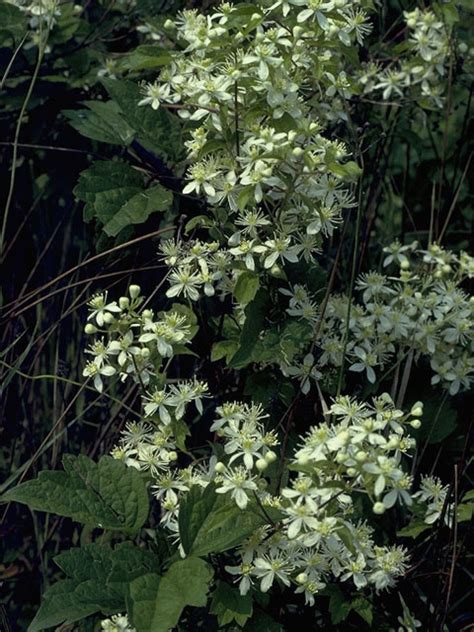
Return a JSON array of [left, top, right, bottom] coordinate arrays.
[[373, 502, 386, 515], [410, 402, 423, 417], [129, 284, 141, 299], [265, 450, 277, 463], [84, 324, 97, 334], [356, 450, 367, 462], [103, 312, 115, 325], [256, 458, 268, 471], [215, 462, 226, 474], [410, 419, 422, 430], [296, 572, 308, 584], [119, 297, 130, 310]]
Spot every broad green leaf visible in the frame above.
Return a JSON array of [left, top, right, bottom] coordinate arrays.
[[233, 271, 260, 305], [103, 183, 172, 237], [74, 161, 172, 236], [115, 45, 173, 72], [178, 484, 281, 557], [29, 543, 159, 631], [74, 160, 143, 224], [64, 101, 135, 146], [102, 79, 183, 162], [0, 2, 26, 43], [130, 558, 213, 632], [210, 581, 253, 627], [3, 455, 149, 533], [351, 597, 373, 625], [28, 580, 100, 632], [229, 289, 270, 369]]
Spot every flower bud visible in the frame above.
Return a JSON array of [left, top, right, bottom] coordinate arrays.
[[103, 312, 115, 325], [410, 419, 422, 430], [296, 572, 308, 584], [347, 467, 357, 477], [355, 450, 367, 462], [373, 502, 386, 515], [256, 458, 268, 471], [292, 147, 304, 157], [168, 451, 178, 461], [410, 402, 423, 417], [119, 296, 130, 310], [141, 348, 151, 359], [336, 452, 348, 464], [142, 309, 153, 319], [84, 324, 97, 334], [214, 461, 226, 474], [400, 260, 410, 270], [129, 284, 141, 299], [442, 264, 452, 274], [265, 450, 277, 463]]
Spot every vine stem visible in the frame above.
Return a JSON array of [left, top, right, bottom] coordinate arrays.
[[1, 19, 52, 258], [336, 183, 364, 397]]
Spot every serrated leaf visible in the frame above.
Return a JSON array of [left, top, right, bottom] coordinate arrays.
[[129, 558, 213, 632], [103, 183, 172, 237], [74, 160, 143, 223], [3, 454, 149, 533], [64, 101, 135, 146], [178, 484, 281, 557], [233, 272, 260, 305], [210, 581, 253, 627], [29, 543, 159, 632]]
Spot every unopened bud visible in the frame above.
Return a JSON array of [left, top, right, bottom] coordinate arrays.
[[215, 461, 226, 474], [410, 419, 422, 430], [84, 324, 97, 334], [119, 296, 130, 310], [296, 572, 308, 584], [103, 312, 115, 324], [129, 284, 141, 299], [373, 502, 386, 515], [265, 450, 277, 463], [256, 458, 268, 471]]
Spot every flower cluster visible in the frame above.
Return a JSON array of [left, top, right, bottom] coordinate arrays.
[[279, 244, 473, 394], [83, 286, 194, 392], [108, 388, 442, 602], [359, 6, 456, 108]]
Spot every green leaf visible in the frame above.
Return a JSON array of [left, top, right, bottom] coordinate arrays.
[[324, 585, 352, 624], [64, 101, 135, 146], [178, 484, 280, 557], [74, 160, 143, 223], [229, 289, 270, 369], [0, 2, 26, 43], [129, 558, 213, 632], [29, 543, 159, 632], [103, 183, 173, 237], [211, 340, 239, 363], [74, 160, 172, 236], [397, 520, 431, 539], [351, 597, 373, 625], [210, 581, 253, 627], [102, 79, 183, 162], [115, 45, 173, 72], [3, 455, 149, 533], [233, 272, 260, 305]]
